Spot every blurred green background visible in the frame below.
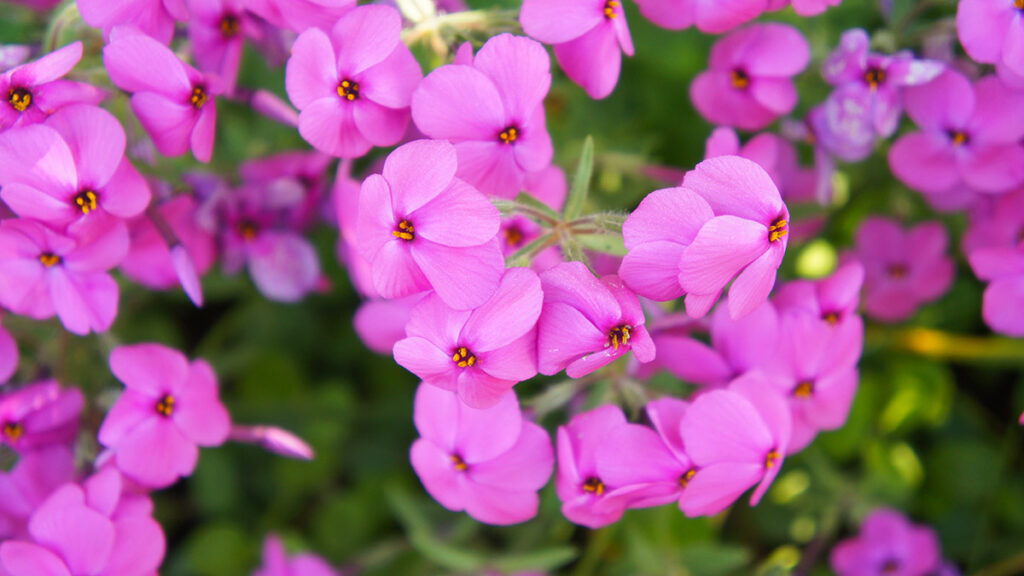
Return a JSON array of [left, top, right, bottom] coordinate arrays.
[[3, 0, 1024, 574]]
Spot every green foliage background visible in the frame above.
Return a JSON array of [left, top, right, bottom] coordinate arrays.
[[2, 0, 1024, 574]]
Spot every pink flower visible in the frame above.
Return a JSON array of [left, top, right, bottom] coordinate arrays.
[[240, 150, 332, 229], [395, 268, 542, 408], [537, 262, 656, 378], [411, 34, 553, 197], [254, 535, 338, 576], [98, 343, 231, 489], [355, 139, 504, 309], [0, 217, 128, 335], [889, 70, 1024, 196], [103, 26, 221, 163], [678, 373, 791, 516], [964, 190, 1024, 336], [77, 0, 187, 44], [956, 0, 1024, 78], [831, 508, 943, 576], [0, 104, 151, 229], [0, 446, 75, 540], [0, 380, 83, 451], [848, 218, 954, 322], [519, 0, 633, 100], [285, 5, 422, 158], [638, 0, 765, 32], [691, 23, 810, 131], [0, 469, 165, 576], [0, 315, 16, 384], [410, 384, 553, 525], [354, 295, 423, 354], [228, 425, 315, 461], [556, 405, 640, 527], [773, 261, 865, 333], [768, 0, 842, 16], [248, 0, 355, 33], [678, 156, 791, 319], [0, 42, 103, 132], [186, 0, 260, 95]]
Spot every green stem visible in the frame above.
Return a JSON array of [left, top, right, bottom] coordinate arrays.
[[866, 327, 1024, 366], [972, 552, 1024, 576]]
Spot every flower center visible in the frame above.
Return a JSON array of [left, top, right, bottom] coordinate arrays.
[[190, 86, 209, 109], [452, 346, 477, 368], [337, 79, 360, 101], [603, 0, 620, 18], [238, 220, 259, 241], [392, 219, 415, 241], [73, 190, 98, 214], [504, 225, 525, 247], [450, 454, 469, 471], [582, 476, 605, 495], [38, 252, 61, 268], [2, 422, 24, 443], [679, 468, 697, 488], [764, 449, 781, 469], [881, 559, 900, 574], [769, 218, 788, 242], [948, 130, 969, 147], [498, 125, 519, 144], [886, 263, 908, 279], [156, 395, 176, 417], [1016, 0, 1024, 9], [822, 311, 840, 325], [220, 14, 241, 37], [608, 325, 631, 350], [864, 67, 886, 90], [8, 87, 31, 112], [793, 380, 814, 398], [730, 69, 750, 89]]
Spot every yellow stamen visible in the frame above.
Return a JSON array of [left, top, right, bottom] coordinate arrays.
[[1016, 0, 1024, 9], [499, 126, 519, 144], [2, 422, 24, 443], [823, 311, 839, 325], [451, 454, 469, 471], [504, 226, 524, 247], [864, 67, 886, 91], [608, 325, 631, 350], [793, 380, 814, 398], [38, 253, 60, 268], [337, 79, 360, 101], [949, 130, 968, 147], [8, 87, 32, 112], [679, 468, 697, 488], [768, 218, 788, 242], [156, 395, 176, 417], [190, 86, 209, 109], [74, 190, 98, 214], [582, 476, 605, 495], [220, 14, 241, 37], [765, 450, 781, 469], [603, 0, 620, 18], [730, 69, 750, 89], [452, 346, 477, 368], [392, 219, 415, 241], [887, 263, 908, 279]]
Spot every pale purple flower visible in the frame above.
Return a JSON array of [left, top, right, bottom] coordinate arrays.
[[519, 0, 633, 100], [0, 446, 75, 540], [537, 262, 656, 378], [956, 0, 1024, 78], [848, 218, 954, 322], [410, 384, 553, 525], [0, 380, 83, 451], [889, 70, 1024, 196], [77, 0, 187, 44], [186, 0, 260, 95], [254, 535, 338, 576], [228, 425, 314, 460], [0, 42, 103, 132], [411, 34, 553, 197], [240, 150, 332, 230], [678, 373, 791, 516], [103, 26, 221, 163], [0, 104, 151, 228], [678, 156, 791, 319], [0, 217, 128, 335], [964, 190, 1024, 336], [831, 508, 943, 576], [633, 0, 766, 32], [691, 24, 810, 131], [285, 5, 422, 158], [395, 268, 542, 408], [99, 343, 231, 489], [356, 139, 504, 309]]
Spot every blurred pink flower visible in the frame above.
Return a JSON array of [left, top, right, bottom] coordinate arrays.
[[831, 508, 943, 576], [186, 0, 261, 95], [254, 534, 338, 576], [964, 190, 1024, 336], [0, 380, 83, 452], [0, 42, 102, 131], [956, 0, 1024, 78], [77, 0, 187, 44], [0, 446, 75, 540]]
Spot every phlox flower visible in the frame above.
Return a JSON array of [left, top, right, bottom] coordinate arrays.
[[254, 535, 338, 576], [356, 139, 504, 309], [77, 0, 187, 44], [99, 343, 231, 489], [679, 156, 791, 319], [0, 468, 165, 576], [831, 508, 943, 576], [556, 405, 638, 528], [889, 70, 1024, 196], [0, 42, 103, 132], [0, 104, 151, 229], [0, 217, 128, 335], [394, 268, 542, 408], [773, 260, 865, 338], [847, 218, 954, 322], [537, 262, 655, 379], [691, 24, 810, 131], [410, 384, 553, 525], [964, 190, 1024, 336], [248, 0, 355, 33], [0, 315, 15, 384], [228, 425, 315, 461], [0, 446, 75, 540], [956, 0, 1024, 79], [822, 29, 944, 139], [186, 0, 261, 95], [678, 373, 791, 516], [411, 34, 554, 197], [103, 26, 221, 163], [519, 0, 633, 100], [634, 0, 765, 32], [354, 296, 423, 355], [285, 5, 422, 158], [768, 0, 842, 16], [0, 380, 83, 451], [240, 150, 333, 230]]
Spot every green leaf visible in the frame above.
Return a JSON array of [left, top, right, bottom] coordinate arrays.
[[408, 532, 486, 572], [492, 546, 578, 573], [574, 233, 627, 256], [563, 135, 595, 221], [681, 544, 751, 576], [514, 191, 563, 224], [507, 233, 555, 268]]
